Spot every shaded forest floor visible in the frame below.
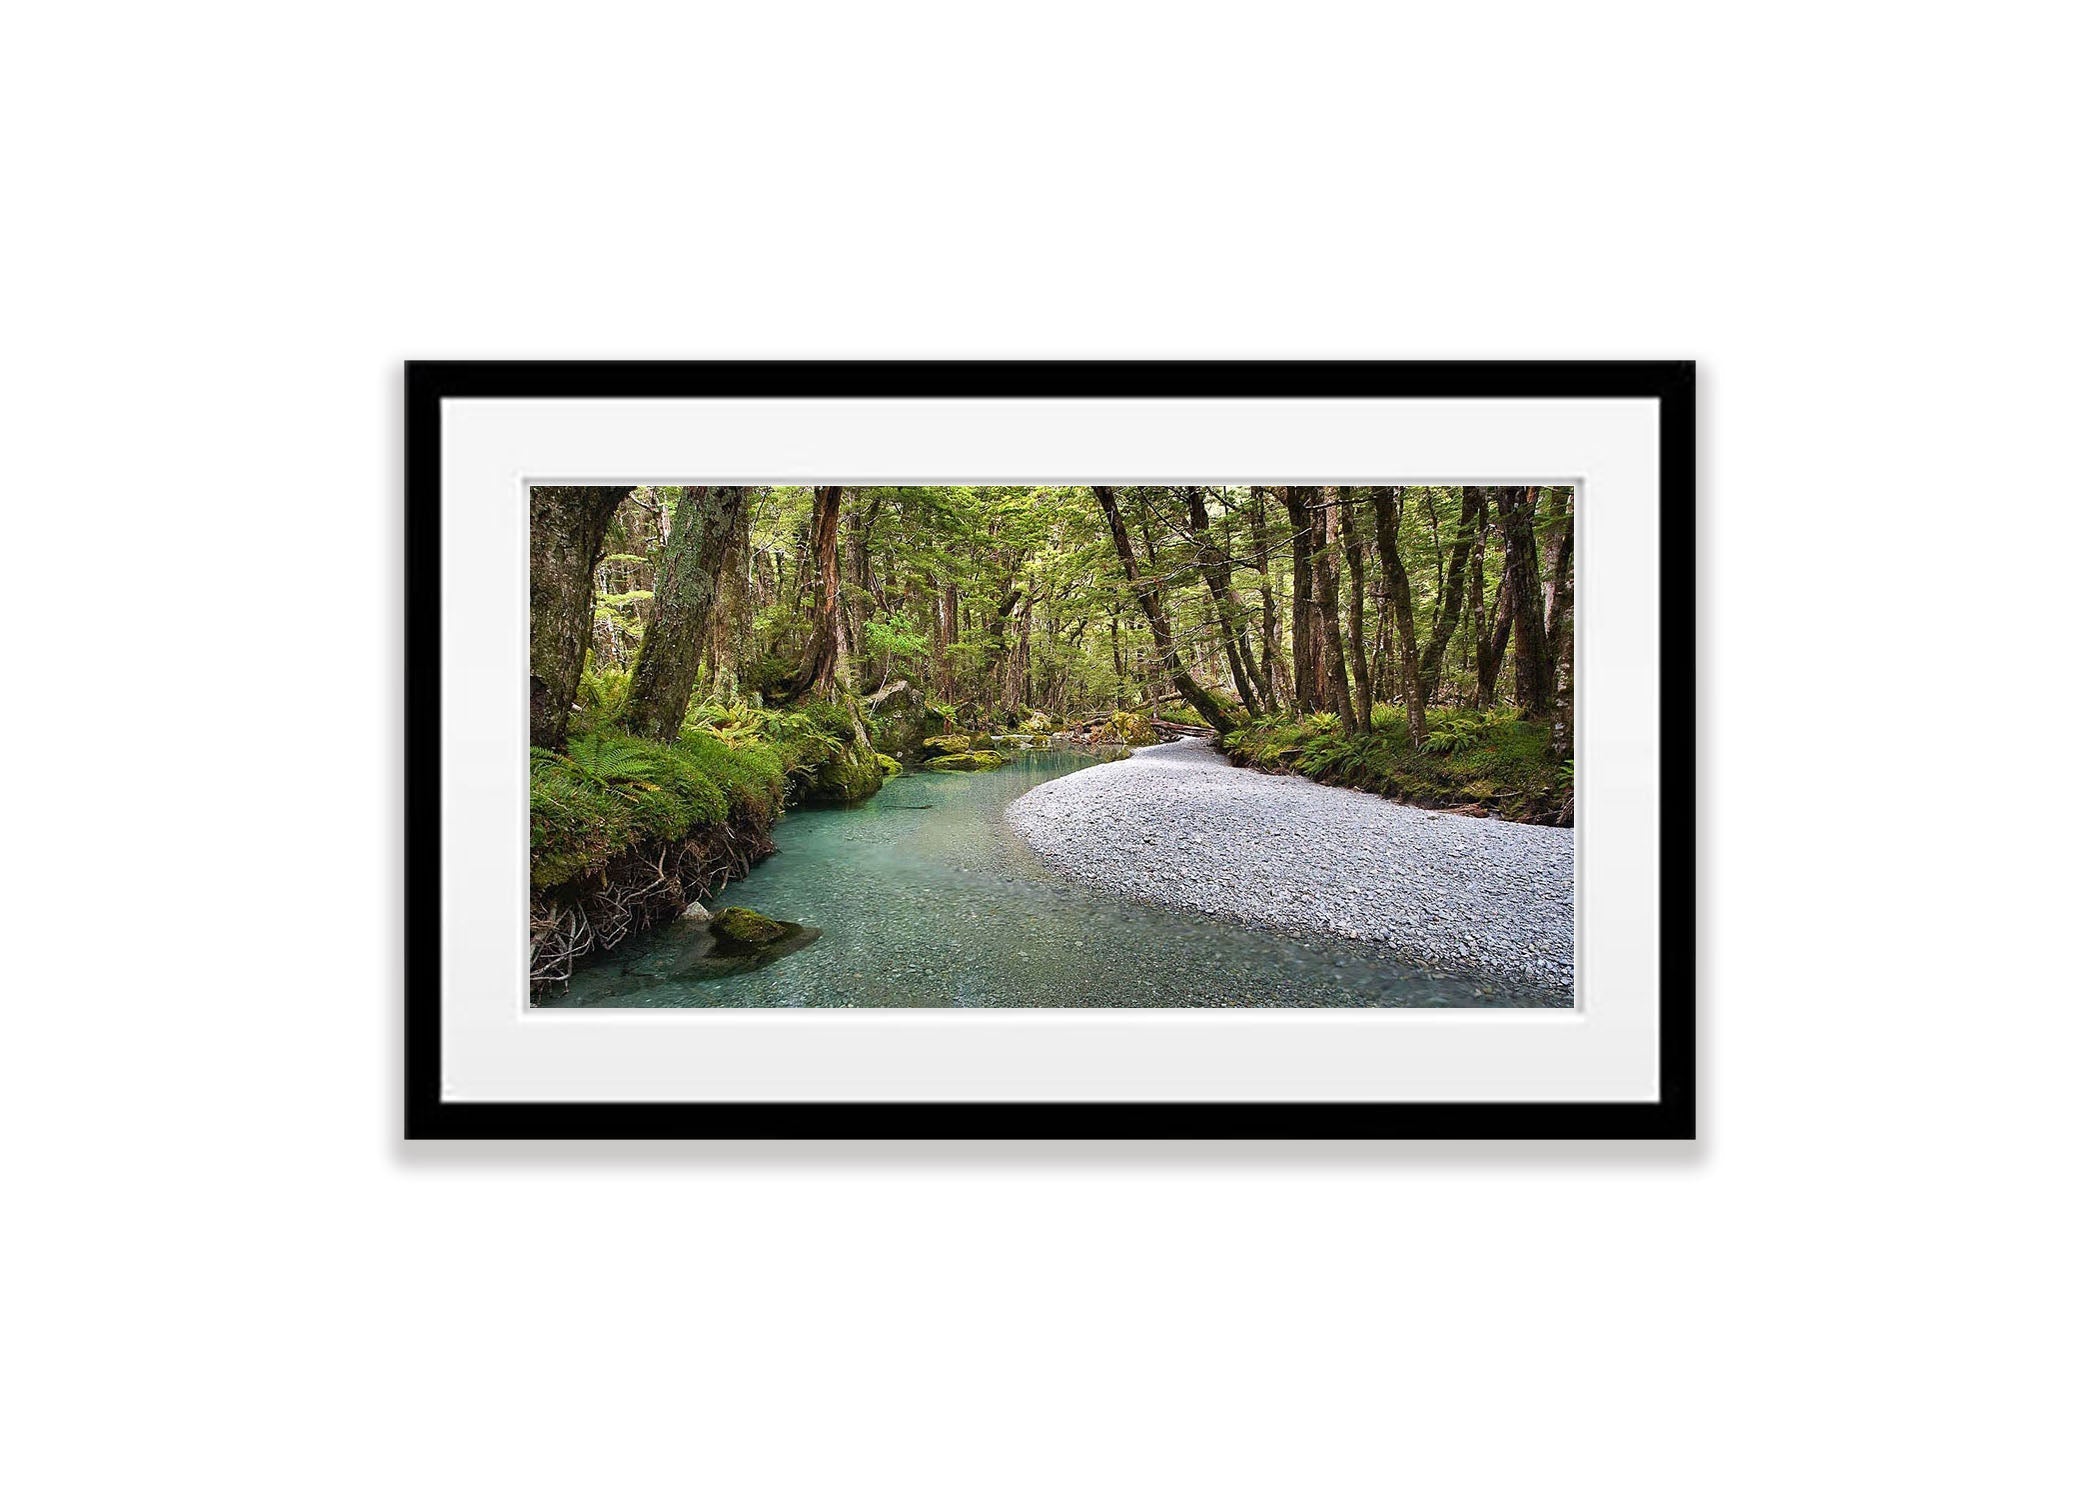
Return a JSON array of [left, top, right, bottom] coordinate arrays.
[[1223, 705, 1573, 826]]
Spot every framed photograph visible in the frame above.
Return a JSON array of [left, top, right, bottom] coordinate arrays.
[[405, 361, 1693, 1139]]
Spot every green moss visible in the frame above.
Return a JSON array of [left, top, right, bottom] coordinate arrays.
[[710, 906, 790, 947], [1221, 708, 1569, 825], [923, 750, 1005, 772], [530, 725, 792, 891], [807, 742, 889, 803], [924, 734, 974, 755], [1106, 709, 1159, 746]]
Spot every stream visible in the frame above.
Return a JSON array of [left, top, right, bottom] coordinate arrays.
[[542, 748, 1566, 1008]]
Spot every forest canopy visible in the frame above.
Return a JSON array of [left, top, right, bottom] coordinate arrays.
[[532, 483, 1573, 750]]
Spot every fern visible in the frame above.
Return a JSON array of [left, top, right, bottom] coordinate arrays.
[[537, 734, 661, 796], [571, 664, 631, 728]]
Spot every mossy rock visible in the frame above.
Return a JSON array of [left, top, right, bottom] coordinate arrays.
[[710, 907, 792, 949], [923, 733, 974, 755], [968, 732, 996, 750], [655, 913, 820, 978], [864, 683, 927, 760], [806, 743, 889, 803], [923, 750, 1005, 772]]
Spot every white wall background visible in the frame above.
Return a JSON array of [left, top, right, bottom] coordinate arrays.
[[5, 4, 2092, 1497]]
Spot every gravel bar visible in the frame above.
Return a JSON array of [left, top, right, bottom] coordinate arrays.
[[1006, 737, 1573, 994]]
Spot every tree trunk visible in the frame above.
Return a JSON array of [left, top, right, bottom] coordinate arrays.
[[621, 486, 746, 741], [1183, 487, 1267, 713], [1280, 486, 1320, 711], [843, 490, 882, 665], [1477, 556, 1516, 709], [709, 498, 751, 700], [1494, 485, 1552, 718], [1543, 485, 1575, 672], [1248, 488, 1286, 706], [528, 485, 631, 748], [783, 485, 847, 701], [1335, 491, 1375, 730], [1551, 516, 1575, 765], [1419, 486, 1483, 699], [1091, 487, 1238, 734], [986, 583, 1024, 714], [1311, 488, 1359, 734], [1369, 485, 1428, 746], [937, 580, 958, 698]]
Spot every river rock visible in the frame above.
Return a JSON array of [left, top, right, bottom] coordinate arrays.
[[924, 750, 1005, 772], [710, 907, 794, 949]]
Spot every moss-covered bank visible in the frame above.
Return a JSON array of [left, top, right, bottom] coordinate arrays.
[[1222, 706, 1573, 826], [530, 695, 899, 989]]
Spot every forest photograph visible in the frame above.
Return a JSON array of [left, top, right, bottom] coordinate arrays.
[[529, 482, 1575, 1008]]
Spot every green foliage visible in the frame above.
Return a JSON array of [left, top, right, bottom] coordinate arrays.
[[688, 698, 845, 784], [1105, 709, 1159, 746], [863, 611, 930, 669], [1222, 709, 1568, 825], [592, 589, 653, 649], [542, 733, 656, 788], [530, 726, 786, 891], [568, 663, 631, 731]]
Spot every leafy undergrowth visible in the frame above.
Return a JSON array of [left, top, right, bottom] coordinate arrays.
[[530, 730, 787, 891], [533, 674, 899, 892], [1222, 705, 1573, 826]]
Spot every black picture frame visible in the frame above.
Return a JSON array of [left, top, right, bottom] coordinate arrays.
[[405, 360, 1695, 1140]]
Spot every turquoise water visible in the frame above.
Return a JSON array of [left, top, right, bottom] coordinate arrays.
[[543, 749, 1566, 1008]]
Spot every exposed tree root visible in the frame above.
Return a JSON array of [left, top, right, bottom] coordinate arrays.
[[530, 807, 778, 992]]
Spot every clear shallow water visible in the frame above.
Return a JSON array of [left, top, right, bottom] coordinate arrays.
[[544, 749, 1568, 1008]]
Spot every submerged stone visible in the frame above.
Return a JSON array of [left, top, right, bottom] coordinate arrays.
[[711, 906, 793, 948], [642, 920, 822, 981]]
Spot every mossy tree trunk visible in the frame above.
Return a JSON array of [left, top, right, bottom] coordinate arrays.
[[1247, 488, 1286, 705], [709, 498, 751, 700], [529, 485, 632, 749], [1311, 488, 1360, 734], [1370, 485, 1429, 746], [1091, 487, 1239, 735], [1280, 486, 1321, 712], [1335, 491, 1375, 730], [1543, 485, 1575, 673], [621, 486, 746, 741], [785, 485, 846, 701], [1419, 486, 1483, 701], [1494, 484, 1553, 718], [1477, 555, 1516, 710], [1182, 486, 1268, 714]]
